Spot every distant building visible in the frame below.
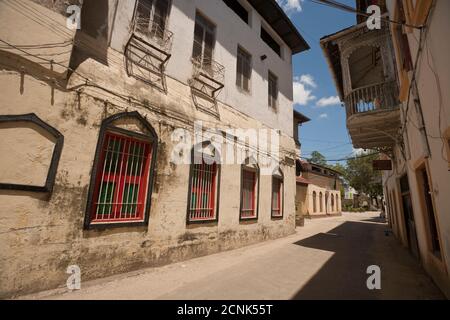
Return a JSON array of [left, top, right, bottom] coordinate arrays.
[[296, 161, 342, 220]]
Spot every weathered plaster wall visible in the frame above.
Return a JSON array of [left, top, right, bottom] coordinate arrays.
[[383, 0, 450, 298], [109, 0, 295, 137], [0, 0, 299, 298]]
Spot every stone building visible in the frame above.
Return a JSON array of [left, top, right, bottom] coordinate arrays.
[[295, 161, 342, 219], [321, 0, 450, 297], [0, 0, 309, 297]]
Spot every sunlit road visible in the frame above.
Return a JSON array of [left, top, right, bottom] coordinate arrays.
[[22, 212, 444, 300]]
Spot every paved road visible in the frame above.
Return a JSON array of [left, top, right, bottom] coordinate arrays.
[[23, 212, 444, 300]]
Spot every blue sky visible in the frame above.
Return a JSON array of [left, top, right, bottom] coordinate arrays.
[[277, 0, 358, 162]]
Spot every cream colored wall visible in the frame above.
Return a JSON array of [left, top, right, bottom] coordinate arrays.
[[300, 184, 341, 217], [0, 0, 299, 298], [383, 0, 450, 298]]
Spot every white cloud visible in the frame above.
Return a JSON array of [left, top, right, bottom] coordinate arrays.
[[318, 113, 328, 119], [293, 74, 317, 106], [352, 147, 365, 155], [316, 96, 341, 107], [299, 74, 317, 88], [276, 0, 304, 14]]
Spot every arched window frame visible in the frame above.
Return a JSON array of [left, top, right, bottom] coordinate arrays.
[[84, 111, 158, 229], [240, 156, 259, 221], [319, 192, 323, 213], [312, 191, 317, 213], [186, 141, 221, 224], [271, 167, 284, 219]]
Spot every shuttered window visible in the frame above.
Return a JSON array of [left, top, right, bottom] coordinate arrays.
[[135, 0, 171, 39], [192, 12, 216, 71], [90, 132, 153, 223], [188, 160, 218, 222], [236, 47, 252, 92], [268, 71, 278, 108]]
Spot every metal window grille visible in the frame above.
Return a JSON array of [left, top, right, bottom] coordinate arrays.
[[241, 170, 256, 219], [272, 178, 282, 217], [236, 47, 251, 92], [188, 161, 217, 222], [91, 132, 152, 223], [268, 72, 278, 108]]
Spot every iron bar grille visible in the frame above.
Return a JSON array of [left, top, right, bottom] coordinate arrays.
[[188, 162, 217, 222], [91, 132, 152, 223], [134, 0, 174, 53], [241, 170, 256, 219], [272, 178, 282, 217], [344, 81, 399, 116]]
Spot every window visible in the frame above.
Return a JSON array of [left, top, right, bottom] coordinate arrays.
[[268, 71, 278, 109], [236, 46, 252, 92], [85, 112, 157, 228], [240, 158, 259, 220], [271, 168, 284, 218], [135, 0, 171, 39], [192, 12, 216, 70], [331, 194, 335, 212], [319, 192, 323, 212], [313, 191, 317, 213], [223, 0, 248, 24], [187, 143, 220, 223], [261, 27, 281, 56]]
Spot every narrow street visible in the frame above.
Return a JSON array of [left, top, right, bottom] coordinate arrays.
[[23, 212, 444, 300]]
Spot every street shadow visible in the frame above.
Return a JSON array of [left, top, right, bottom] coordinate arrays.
[[291, 221, 385, 300]]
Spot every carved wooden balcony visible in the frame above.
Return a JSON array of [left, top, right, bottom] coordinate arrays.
[[345, 81, 401, 149]]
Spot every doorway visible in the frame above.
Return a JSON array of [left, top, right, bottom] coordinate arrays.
[[400, 175, 420, 260]]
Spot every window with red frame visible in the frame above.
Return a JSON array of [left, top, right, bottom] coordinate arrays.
[[240, 169, 257, 219], [188, 160, 218, 222], [90, 132, 153, 224], [271, 177, 283, 218]]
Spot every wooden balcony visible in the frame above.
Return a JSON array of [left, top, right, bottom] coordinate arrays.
[[345, 81, 401, 149]]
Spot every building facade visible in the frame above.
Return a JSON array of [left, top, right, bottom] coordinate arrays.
[[0, 0, 309, 297], [321, 0, 450, 297], [296, 162, 342, 219]]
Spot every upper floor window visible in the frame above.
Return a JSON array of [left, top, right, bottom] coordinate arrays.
[[84, 112, 157, 229], [268, 71, 278, 109], [261, 26, 281, 57], [236, 46, 252, 92], [135, 0, 172, 39], [192, 12, 216, 70], [395, 2, 413, 72], [223, 0, 249, 24]]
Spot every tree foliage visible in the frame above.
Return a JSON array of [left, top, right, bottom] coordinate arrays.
[[345, 152, 383, 197], [309, 151, 327, 166]]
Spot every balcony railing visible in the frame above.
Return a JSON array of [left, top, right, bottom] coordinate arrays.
[[190, 56, 225, 98], [133, 14, 174, 53], [344, 81, 399, 117]]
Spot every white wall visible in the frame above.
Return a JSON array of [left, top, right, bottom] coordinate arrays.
[[109, 0, 295, 136]]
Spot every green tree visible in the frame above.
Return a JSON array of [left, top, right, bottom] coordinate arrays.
[[345, 151, 383, 198], [309, 151, 327, 166]]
